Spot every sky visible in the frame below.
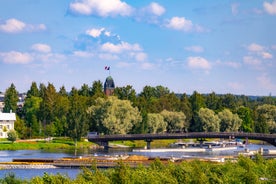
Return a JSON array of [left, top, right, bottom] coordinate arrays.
[[0, 0, 276, 96]]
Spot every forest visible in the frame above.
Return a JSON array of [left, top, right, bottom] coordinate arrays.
[[2, 81, 276, 141]]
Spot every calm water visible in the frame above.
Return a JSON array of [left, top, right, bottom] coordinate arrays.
[[0, 144, 275, 180]]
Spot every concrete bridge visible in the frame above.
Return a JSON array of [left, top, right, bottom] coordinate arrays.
[[88, 132, 276, 149]]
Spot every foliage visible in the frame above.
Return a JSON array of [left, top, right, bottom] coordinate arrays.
[[161, 110, 186, 132], [254, 104, 276, 133], [7, 130, 18, 143], [3, 83, 18, 113], [218, 109, 242, 132], [1, 156, 276, 183], [87, 96, 142, 134], [147, 113, 166, 133], [198, 108, 220, 132]]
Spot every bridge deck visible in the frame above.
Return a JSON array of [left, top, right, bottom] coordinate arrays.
[[88, 132, 276, 147]]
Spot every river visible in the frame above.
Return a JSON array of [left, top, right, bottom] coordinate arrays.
[[0, 144, 275, 180]]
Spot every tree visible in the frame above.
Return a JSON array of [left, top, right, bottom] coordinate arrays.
[[237, 106, 253, 132], [189, 91, 206, 132], [114, 85, 136, 103], [160, 110, 186, 132], [26, 82, 39, 98], [23, 96, 42, 137], [79, 83, 90, 96], [218, 109, 242, 132], [7, 130, 18, 143], [254, 104, 276, 133], [198, 108, 220, 132], [67, 88, 89, 142], [205, 92, 222, 111], [87, 96, 142, 134], [90, 80, 104, 98], [3, 83, 18, 113], [147, 113, 167, 133]]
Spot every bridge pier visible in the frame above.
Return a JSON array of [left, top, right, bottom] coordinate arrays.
[[97, 141, 109, 149], [145, 139, 152, 149]]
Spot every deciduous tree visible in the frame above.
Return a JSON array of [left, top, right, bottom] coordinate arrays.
[[198, 108, 220, 132]]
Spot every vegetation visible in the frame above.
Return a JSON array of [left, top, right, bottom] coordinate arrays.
[[0, 155, 275, 183], [7, 130, 17, 143], [2, 82, 276, 142]]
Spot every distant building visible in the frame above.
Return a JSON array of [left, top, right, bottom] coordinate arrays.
[[104, 76, 115, 96], [0, 112, 16, 138]]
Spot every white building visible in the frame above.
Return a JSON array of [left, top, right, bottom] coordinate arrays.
[[0, 112, 16, 138]]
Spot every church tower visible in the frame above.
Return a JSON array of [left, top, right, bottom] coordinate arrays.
[[104, 76, 115, 96]]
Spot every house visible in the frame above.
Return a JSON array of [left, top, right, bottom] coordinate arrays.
[[0, 111, 16, 138]]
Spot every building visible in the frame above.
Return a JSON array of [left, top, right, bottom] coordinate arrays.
[[104, 76, 115, 96], [0, 111, 16, 138]]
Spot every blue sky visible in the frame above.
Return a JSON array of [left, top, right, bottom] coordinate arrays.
[[0, 0, 276, 96]]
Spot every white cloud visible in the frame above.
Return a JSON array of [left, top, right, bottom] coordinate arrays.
[[145, 2, 165, 16], [246, 43, 273, 59], [243, 56, 261, 66], [86, 28, 105, 38], [73, 51, 94, 58], [0, 18, 45, 33], [247, 43, 264, 52], [69, 0, 133, 17], [185, 46, 204, 53], [0, 18, 25, 33], [261, 52, 273, 59], [165, 17, 193, 31], [99, 53, 119, 60], [216, 60, 241, 68], [187, 56, 211, 70], [134, 52, 147, 62], [101, 42, 141, 53], [264, 0, 276, 15], [165, 16, 204, 32], [31, 43, 51, 53], [0, 51, 33, 64]]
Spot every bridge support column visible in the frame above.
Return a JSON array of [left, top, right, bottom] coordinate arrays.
[[98, 141, 109, 149], [145, 139, 152, 149]]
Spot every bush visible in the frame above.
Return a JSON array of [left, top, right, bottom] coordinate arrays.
[[7, 130, 18, 143]]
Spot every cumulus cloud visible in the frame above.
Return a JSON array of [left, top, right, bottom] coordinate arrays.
[[0, 51, 33, 64], [101, 42, 141, 53], [69, 0, 133, 17], [246, 43, 273, 59], [86, 28, 105, 38], [143, 2, 165, 16], [165, 16, 204, 32], [0, 18, 46, 33], [185, 46, 204, 53], [264, 0, 276, 15], [31, 43, 51, 53], [187, 56, 211, 70], [247, 43, 264, 52]]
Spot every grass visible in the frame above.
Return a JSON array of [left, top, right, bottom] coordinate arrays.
[[0, 137, 95, 151]]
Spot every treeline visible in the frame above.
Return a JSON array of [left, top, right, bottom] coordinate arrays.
[[1, 155, 276, 183], [2, 82, 276, 140]]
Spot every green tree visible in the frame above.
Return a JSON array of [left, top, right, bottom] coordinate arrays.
[[114, 85, 136, 103], [254, 104, 276, 133], [79, 83, 90, 96], [90, 80, 104, 98], [3, 83, 18, 113], [218, 109, 242, 132], [237, 106, 253, 132], [205, 92, 222, 111], [26, 81, 40, 98], [198, 108, 220, 132], [87, 96, 142, 134], [147, 113, 167, 133], [67, 88, 89, 142], [189, 91, 206, 132], [161, 110, 186, 132], [7, 130, 17, 143]]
